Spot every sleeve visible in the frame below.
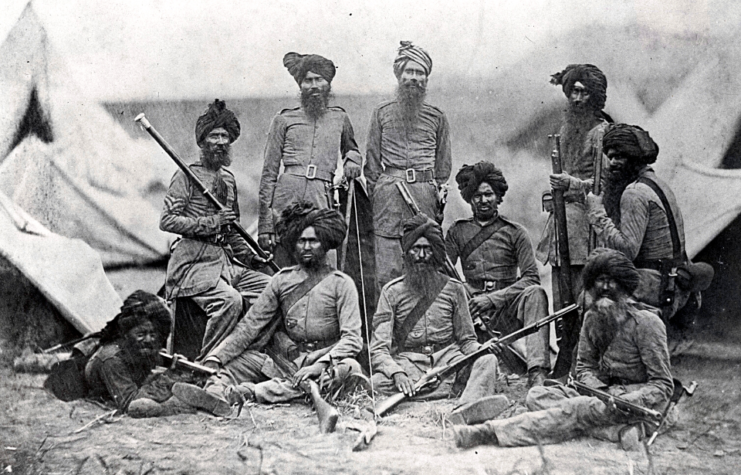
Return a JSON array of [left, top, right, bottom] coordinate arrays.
[[485, 227, 542, 310], [445, 225, 461, 266], [452, 284, 481, 355], [369, 287, 406, 378], [588, 187, 649, 260], [224, 183, 256, 267], [363, 106, 383, 195], [160, 170, 221, 236], [575, 315, 610, 389], [433, 112, 452, 186], [340, 113, 362, 167], [97, 358, 146, 412], [207, 277, 283, 366], [317, 276, 363, 364], [620, 317, 674, 408], [258, 115, 286, 235]]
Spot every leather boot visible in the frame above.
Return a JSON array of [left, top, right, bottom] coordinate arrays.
[[527, 367, 549, 388], [454, 422, 499, 449]]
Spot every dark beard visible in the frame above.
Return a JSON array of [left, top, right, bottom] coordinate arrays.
[[583, 295, 628, 358], [295, 249, 327, 270], [395, 83, 426, 130], [300, 85, 331, 120], [121, 336, 158, 371], [560, 104, 600, 172], [201, 144, 232, 169], [603, 165, 642, 225], [403, 256, 440, 295]]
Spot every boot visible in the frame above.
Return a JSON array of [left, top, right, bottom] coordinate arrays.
[[453, 422, 499, 449], [172, 382, 232, 417], [527, 367, 549, 388], [448, 395, 510, 425], [128, 396, 197, 418]]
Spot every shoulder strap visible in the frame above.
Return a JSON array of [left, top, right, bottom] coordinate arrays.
[[459, 218, 508, 263], [636, 177, 682, 261], [393, 275, 450, 352], [281, 266, 334, 316]]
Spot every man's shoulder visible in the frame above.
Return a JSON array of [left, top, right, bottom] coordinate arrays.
[[374, 100, 397, 112], [498, 215, 528, 233], [93, 342, 124, 363], [628, 302, 667, 334], [327, 105, 347, 114], [421, 102, 446, 116], [449, 217, 475, 230], [278, 106, 301, 116], [380, 275, 406, 294]]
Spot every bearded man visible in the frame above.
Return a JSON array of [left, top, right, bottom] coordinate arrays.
[[446, 162, 550, 387], [454, 249, 673, 450], [370, 215, 501, 424], [364, 41, 452, 294], [258, 53, 362, 266], [586, 124, 710, 322], [160, 100, 271, 360], [183, 202, 364, 407]]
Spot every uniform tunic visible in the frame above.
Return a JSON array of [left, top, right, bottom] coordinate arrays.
[[85, 342, 154, 412], [258, 106, 361, 235]]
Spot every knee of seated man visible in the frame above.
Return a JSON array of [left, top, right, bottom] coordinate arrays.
[[471, 354, 499, 375]]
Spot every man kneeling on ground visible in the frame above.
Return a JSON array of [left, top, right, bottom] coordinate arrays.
[[454, 248, 673, 450]]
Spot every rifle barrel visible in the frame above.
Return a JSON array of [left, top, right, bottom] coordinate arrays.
[[135, 113, 279, 273]]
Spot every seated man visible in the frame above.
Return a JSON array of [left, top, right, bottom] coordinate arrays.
[[370, 214, 500, 422], [446, 162, 550, 387], [84, 291, 199, 417], [454, 249, 673, 450], [189, 202, 364, 405]]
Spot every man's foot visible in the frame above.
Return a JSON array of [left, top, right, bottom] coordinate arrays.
[[527, 367, 549, 388], [172, 382, 231, 417], [619, 424, 643, 451], [453, 424, 499, 449], [448, 395, 510, 426]]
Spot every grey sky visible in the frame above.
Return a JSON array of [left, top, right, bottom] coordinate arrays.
[[3, 0, 734, 100]]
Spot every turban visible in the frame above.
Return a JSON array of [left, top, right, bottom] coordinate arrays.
[[550, 64, 607, 111], [583, 248, 641, 295], [400, 214, 445, 263], [602, 124, 659, 165], [99, 290, 172, 343], [393, 41, 433, 79], [455, 161, 509, 203], [195, 99, 241, 147], [283, 52, 336, 85], [276, 201, 347, 251]]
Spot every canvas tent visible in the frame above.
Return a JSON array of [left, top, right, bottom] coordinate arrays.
[[0, 3, 173, 267]]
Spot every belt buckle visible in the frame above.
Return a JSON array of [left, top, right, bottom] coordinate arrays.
[[305, 342, 317, 351], [423, 345, 433, 355], [306, 164, 317, 179], [405, 168, 416, 183], [484, 280, 496, 291]]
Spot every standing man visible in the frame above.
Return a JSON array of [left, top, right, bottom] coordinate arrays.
[[454, 249, 674, 450], [537, 64, 612, 375], [161, 99, 271, 360], [258, 53, 362, 266], [587, 124, 711, 322], [446, 162, 550, 387], [364, 41, 452, 293], [197, 202, 364, 405], [371, 215, 500, 422]]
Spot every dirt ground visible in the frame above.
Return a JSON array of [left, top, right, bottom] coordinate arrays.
[[1, 269, 740, 475]]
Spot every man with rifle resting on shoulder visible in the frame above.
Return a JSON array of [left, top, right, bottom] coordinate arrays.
[[454, 248, 674, 451], [446, 161, 551, 388], [184, 202, 365, 412], [370, 214, 501, 424], [160, 99, 271, 360]]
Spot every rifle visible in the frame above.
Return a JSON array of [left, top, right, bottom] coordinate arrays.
[[395, 181, 462, 281], [548, 134, 577, 379], [264, 346, 339, 433], [159, 350, 217, 377], [647, 380, 697, 446], [374, 303, 578, 417], [135, 113, 279, 273], [589, 132, 604, 252], [568, 377, 663, 424]]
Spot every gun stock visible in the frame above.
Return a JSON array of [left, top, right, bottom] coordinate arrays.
[[158, 351, 217, 377], [302, 379, 340, 433], [569, 378, 662, 423], [135, 113, 279, 273]]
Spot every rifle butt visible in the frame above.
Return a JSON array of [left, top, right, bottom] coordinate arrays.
[[374, 392, 408, 418], [303, 380, 339, 433]]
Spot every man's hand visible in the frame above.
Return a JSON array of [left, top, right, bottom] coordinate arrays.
[[250, 252, 273, 268], [258, 233, 275, 253], [344, 162, 361, 180], [203, 360, 221, 373], [469, 295, 494, 319], [549, 173, 573, 191], [215, 209, 237, 227], [392, 372, 416, 396], [586, 192, 603, 211], [292, 362, 327, 387]]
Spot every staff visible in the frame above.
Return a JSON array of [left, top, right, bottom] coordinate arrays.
[[135, 113, 279, 273]]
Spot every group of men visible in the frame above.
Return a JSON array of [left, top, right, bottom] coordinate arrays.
[[79, 41, 713, 450]]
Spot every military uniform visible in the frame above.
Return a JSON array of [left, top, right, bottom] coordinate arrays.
[[446, 214, 550, 372], [161, 163, 271, 359], [370, 274, 498, 403], [364, 100, 452, 293], [204, 265, 363, 403]]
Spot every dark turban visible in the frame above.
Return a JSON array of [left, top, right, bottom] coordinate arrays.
[[283, 52, 336, 85], [583, 248, 641, 295], [400, 214, 445, 264], [195, 99, 241, 147], [455, 161, 509, 203], [276, 201, 347, 252], [393, 41, 433, 78], [550, 64, 607, 111], [100, 290, 172, 344], [602, 123, 659, 165]]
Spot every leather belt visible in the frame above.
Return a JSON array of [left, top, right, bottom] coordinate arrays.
[[383, 167, 434, 183], [467, 279, 499, 292], [186, 234, 226, 245], [634, 258, 682, 272], [404, 340, 452, 355], [284, 164, 333, 182], [563, 194, 586, 204], [296, 339, 336, 353]]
